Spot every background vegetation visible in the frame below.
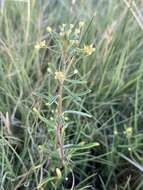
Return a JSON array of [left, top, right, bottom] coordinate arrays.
[[0, 0, 143, 189]]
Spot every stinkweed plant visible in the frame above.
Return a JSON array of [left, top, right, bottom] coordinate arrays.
[[33, 21, 97, 186], [1, 1, 143, 189]]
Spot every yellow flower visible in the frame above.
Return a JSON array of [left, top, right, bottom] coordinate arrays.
[[34, 44, 41, 49], [79, 21, 85, 28], [55, 71, 65, 83], [50, 117, 54, 121], [125, 127, 133, 138], [64, 116, 69, 121], [59, 32, 65, 36], [83, 44, 95, 55], [47, 67, 52, 73], [33, 107, 38, 113], [79, 141, 85, 145], [95, 142, 100, 146], [34, 40, 47, 49], [56, 168, 62, 178], [114, 129, 118, 135], [47, 26, 52, 33], [74, 69, 78, 74], [40, 40, 46, 47]]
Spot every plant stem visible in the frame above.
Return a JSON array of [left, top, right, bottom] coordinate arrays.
[[56, 81, 64, 167]]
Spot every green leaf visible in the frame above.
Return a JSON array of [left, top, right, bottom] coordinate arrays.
[[65, 79, 87, 84], [33, 109, 54, 129], [33, 92, 58, 105], [65, 142, 100, 150], [63, 110, 92, 118], [45, 95, 58, 106]]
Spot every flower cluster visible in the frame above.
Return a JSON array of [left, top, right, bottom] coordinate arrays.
[[59, 21, 84, 38], [47, 26, 52, 33], [55, 71, 65, 83], [34, 40, 47, 49], [34, 21, 95, 56], [82, 44, 95, 55], [124, 127, 133, 138]]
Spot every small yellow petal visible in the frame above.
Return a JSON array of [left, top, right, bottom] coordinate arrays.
[[33, 107, 38, 113], [55, 71, 65, 83], [47, 67, 52, 73], [95, 142, 100, 146], [34, 44, 40, 49], [74, 69, 78, 74], [56, 168, 62, 178], [47, 26, 52, 33], [64, 116, 69, 121], [34, 40, 47, 49], [79, 21, 85, 27], [125, 127, 133, 138], [50, 117, 54, 121], [80, 141, 85, 145], [59, 32, 65, 36]]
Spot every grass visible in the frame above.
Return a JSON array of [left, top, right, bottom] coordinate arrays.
[[0, 0, 143, 189]]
